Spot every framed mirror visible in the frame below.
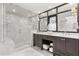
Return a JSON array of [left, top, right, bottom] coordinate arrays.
[[38, 3, 79, 33], [58, 11, 78, 32]]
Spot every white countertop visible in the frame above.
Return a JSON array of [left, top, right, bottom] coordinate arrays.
[[33, 31, 79, 39]]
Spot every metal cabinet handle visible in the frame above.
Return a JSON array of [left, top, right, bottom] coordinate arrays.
[[61, 39, 65, 40]]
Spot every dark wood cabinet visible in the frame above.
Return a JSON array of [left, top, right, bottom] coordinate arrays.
[[55, 38, 78, 56], [55, 38, 66, 55], [33, 34, 42, 48], [33, 34, 79, 56], [65, 39, 76, 56]]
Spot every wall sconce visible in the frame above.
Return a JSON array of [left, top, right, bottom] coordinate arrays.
[[70, 3, 77, 16]]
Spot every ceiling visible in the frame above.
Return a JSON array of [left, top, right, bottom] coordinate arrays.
[[6, 3, 76, 18], [5, 3, 35, 17], [15, 3, 62, 14]]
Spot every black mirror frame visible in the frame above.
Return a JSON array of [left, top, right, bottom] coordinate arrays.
[[38, 3, 79, 33]]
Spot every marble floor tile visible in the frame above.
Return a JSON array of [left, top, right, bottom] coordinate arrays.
[[10, 46, 53, 56]]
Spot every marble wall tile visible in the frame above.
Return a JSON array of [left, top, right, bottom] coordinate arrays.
[[0, 3, 3, 42]]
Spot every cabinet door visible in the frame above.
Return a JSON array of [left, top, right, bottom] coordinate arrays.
[[33, 34, 42, 48], [55, 37, 66, 55], [65, 39, 76, 56], [33, 34, 37, 46]]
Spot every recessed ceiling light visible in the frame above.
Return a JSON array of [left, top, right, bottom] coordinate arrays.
[[69, 3, 73, 5], [12, 9, 16, 12]]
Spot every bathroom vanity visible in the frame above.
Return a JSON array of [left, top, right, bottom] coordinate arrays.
[[33, 3, 79, 56], [33, 32, 79, 56]]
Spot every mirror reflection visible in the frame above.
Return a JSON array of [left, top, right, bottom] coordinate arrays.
[[39, 3, 78, 32], [40, 17, 48, 31], [48, 16, 56, 31], [58, 11, 78, 32]]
